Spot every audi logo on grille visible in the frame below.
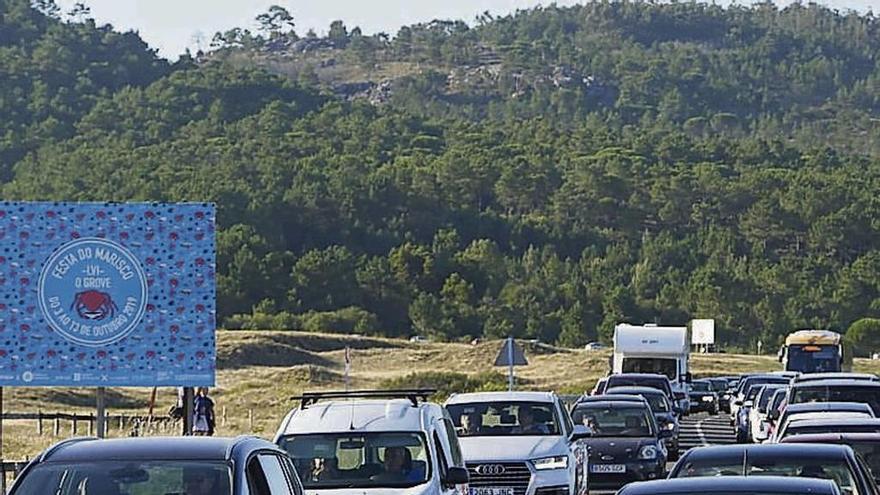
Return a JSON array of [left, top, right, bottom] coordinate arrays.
[[475, 464, 506, 476]]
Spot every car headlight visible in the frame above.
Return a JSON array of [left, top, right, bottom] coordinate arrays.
[[533, 456, 568, 470], [665, 421, 676, 431], [638, 445, 658, 460], [702, 396, 715, 402]]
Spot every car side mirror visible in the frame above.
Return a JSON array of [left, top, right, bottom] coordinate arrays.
[[445, 466, 469, 486], [768, 409, 780, 421], [684, 372, 693, 383], [570, 424, 592, 441], [674, 392, 686, 401], [659, 428, 673, 439], [734, 399, 743, 406]]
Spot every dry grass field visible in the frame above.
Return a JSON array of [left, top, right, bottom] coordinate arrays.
[[2, 330, 879, 461]]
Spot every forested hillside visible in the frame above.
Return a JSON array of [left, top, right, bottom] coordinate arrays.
[[3, 0, 880, 350]]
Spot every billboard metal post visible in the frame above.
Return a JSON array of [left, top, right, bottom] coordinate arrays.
[[508, 336, 514, 391], [96, 387, 106, 438], [182, 387, 194, 436]]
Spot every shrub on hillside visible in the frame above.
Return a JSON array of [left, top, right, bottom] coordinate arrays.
[[846, 318, 880, 357], [380, 371, 509, 401], [300, 307, 381, 334], [223, 311, 301, 330], [223, 307, 380, 334]]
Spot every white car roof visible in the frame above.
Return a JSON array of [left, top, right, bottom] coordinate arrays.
[[787, 411, 871, 423], [445, 391, 556, 405], [278, 399, 441, 436]]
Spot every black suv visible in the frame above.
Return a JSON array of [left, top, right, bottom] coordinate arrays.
[[9, 436, 302, 495]]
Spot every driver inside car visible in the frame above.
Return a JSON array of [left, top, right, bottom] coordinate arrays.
[[372, 446, 423, 483], [514, 405, 550, 435]]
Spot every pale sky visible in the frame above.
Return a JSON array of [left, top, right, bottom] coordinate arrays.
[[54, 0, 878, 59]]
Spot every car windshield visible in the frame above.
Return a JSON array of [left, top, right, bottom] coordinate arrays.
[[608, 376, 670, 395], [743, 378, 789, 398], [607, 391, 670, 413], [791, 385, 880, 414], [770, 390, 787, 411], [279, 432, 430, 489], [446, 401, 560, 437], [788, 345, 842, 373], [675, 456, 858, 495], [621, 358, 677, 380], [711, 380, 728, 391], [691, 382, 711, 392], [848, 441, 880, 482], [641, 394, 670, 413], [571, 405, 654, 437], [757, 387, 782, 412], [747, 386, 764, 401], [10, 461, 231, 495]]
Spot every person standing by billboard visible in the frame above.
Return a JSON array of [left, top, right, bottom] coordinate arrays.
[[193, 387, 216, 436]]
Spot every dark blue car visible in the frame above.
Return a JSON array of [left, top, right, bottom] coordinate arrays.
[[601, 386, 681, 460], [617, 475, 841, 495], [8, 436, 303, 495], [668, 443, 878, 495]]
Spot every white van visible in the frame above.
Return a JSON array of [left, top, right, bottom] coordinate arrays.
[[274, 389, 469, 495], [613, 324, 691, 414]]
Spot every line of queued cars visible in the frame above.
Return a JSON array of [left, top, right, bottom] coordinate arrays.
[[12, 370, 880, 495], [589, 369, 880, 495]]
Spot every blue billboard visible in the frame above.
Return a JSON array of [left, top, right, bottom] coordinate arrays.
[[0, 202, 216, 386]]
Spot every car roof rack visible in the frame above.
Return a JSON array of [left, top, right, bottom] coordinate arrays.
[[291, 389, 437, 409]]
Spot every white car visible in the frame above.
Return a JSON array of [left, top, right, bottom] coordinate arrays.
[[274, 390, 469, 495], [772, 411, 873, 443], [748, 385, 787, 443], [445, 391, 591, 495]]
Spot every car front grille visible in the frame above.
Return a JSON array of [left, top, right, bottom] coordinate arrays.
[[466, 462, 532, 495]]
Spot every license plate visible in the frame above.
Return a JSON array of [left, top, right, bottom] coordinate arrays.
[[469, 488, 515, 495], [591, 464, 626, 473]]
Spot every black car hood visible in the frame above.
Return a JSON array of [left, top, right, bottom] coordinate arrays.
[[586, 437, 657, 462]]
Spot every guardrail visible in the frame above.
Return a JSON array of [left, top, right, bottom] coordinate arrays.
[[0, 460, 28, 491], [0, 412, 178, 491], [1, 411, 176, 437], [0, 406, 248, 490]]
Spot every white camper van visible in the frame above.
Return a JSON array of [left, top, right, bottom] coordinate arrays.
[[612, 324, 691, 414]]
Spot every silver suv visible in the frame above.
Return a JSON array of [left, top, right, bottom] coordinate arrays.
[[445, 391, 590, 495]]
